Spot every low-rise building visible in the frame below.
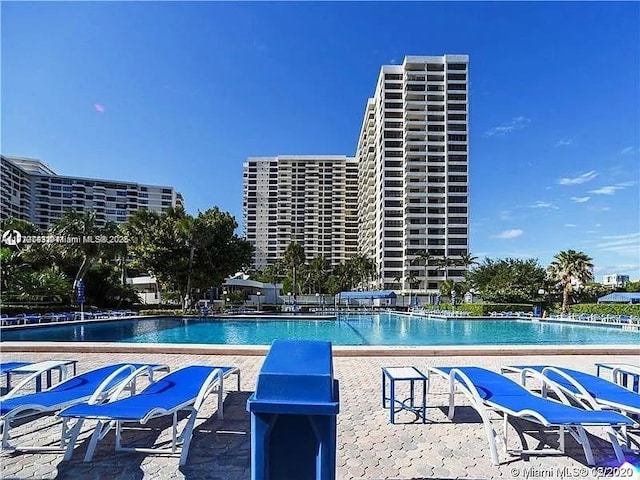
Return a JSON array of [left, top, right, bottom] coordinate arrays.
[[602, 274, 630, 288]]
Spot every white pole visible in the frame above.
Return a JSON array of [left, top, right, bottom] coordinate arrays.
[[80, 303, 84, 322]]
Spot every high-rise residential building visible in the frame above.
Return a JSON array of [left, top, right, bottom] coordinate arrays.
[[243, 155, 358, 269], [0, 155, 184, 230], [356, 55, 469, 293]]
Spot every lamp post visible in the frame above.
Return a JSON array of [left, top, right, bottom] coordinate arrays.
[[256, 291, 261, 312], [315, 292, 320, 312], [401, 292, 406, 309], [222, 289, 228, 312]]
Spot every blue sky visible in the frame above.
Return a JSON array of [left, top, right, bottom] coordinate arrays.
[[2, 2, 639, 279]]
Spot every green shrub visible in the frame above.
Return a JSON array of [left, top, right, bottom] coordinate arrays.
[[569, 304, 640, 316]]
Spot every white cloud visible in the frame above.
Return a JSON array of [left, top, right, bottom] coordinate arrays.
[[530, 201, 558, 209], [554, 137, 575, 147], [492, 229, 523, 239], [484, 116, 531, 137], [564, 224, 577, 228], [593, 263, 640, 276], [558, 171, 598, 186], [620, 146, 639, 155], [589, 185, 624, 195], [596, 232, 640, 257], [499, 210, 513, 221], [571, 196, 591, 203]]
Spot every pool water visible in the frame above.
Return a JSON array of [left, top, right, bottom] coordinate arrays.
[[2, 314, 639, 346]]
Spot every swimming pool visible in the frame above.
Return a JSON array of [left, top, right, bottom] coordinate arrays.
[[2, 314, 639, 346]]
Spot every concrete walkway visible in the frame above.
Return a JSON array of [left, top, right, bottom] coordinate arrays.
[[1, 351, 639, 479]]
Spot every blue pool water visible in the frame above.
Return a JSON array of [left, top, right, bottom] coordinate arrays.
[[2, 314, 639, 346]]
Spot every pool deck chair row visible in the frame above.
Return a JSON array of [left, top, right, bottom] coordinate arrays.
[[1, 363, 170, 452], [427, 367, 636, 466], [59, 365, 240, 465]]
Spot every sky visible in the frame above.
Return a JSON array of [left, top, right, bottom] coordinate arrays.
[[2, 1, 639, 280]]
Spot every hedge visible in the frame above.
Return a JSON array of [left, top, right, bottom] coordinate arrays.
[[433, 303, 534, 317], [569, 304, 640, 316]]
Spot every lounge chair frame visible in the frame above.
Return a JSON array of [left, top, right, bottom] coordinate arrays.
[[62, 366, 239, 465], [1, 364, 162, 452], [427, 367, 630, 466], [508, 366, 640, 451]]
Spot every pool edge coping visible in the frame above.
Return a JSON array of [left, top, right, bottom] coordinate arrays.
[[2, 342, 639, 357]]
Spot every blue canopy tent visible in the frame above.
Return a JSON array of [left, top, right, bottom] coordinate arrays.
[[597, 292, 640, 304], [335, 290, 397, 307]]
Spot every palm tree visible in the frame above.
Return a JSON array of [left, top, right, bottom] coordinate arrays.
[[435, 255, 454, 282], [308, 256, 329, 294], [50, 210, 121, 298], [283, 243, 306, 297], [263, 262, 284, 305], [547, 250, 594, 313], [405, 271, 419, 306], [457, 252, 478, 271], [175, 213, 197, 311], [411, 250, 432, 293], [393, 275, 403, 291], [348, 253, 376, 289]]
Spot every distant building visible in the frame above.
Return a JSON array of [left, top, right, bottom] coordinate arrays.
[[243, 155, 358, 269], [222, 274, 283, 305], [126, 275, 162, 305], [1, 155, 184, 230], [602, 274, 630, 288]]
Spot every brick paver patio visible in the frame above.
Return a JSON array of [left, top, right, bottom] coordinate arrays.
[[1, 351, 639, 479]]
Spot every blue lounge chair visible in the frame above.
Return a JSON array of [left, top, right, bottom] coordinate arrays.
[[503, 365, 640, 449], [1, 363, 169, 451], [427, 366, 635, 465], [59, 365, 239, 465], [503, 365, 640, 415]]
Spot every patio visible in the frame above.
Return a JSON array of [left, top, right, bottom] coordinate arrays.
[[1, 351, 639, 479]]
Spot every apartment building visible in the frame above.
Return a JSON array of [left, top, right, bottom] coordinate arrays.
[[0, 155, 184, 230], [243, 155, 358, 269], [356, 55, 469, 293]]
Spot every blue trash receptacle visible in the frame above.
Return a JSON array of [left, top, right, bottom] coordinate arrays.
[[533, 306, 541, 317], [247, 339, 340, 480]]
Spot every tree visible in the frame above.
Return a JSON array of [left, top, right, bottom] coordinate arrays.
[[49, 210, 122, 298], [457, 252, 479, 271], [308, 256, 330, 294], [262, 262, 284, 305], [435, 255, 455, 282], [282, 243, 306, 296], [625, 280, 640, 293], [124, 206, 253, 310], [466, 257, 547, 303], [348, 254, 376, 290], [547, 250, 594, 313], [411, 250, 432, 293]]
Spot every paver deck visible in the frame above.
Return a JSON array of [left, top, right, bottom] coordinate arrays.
[[1, 351, 639, 479]]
